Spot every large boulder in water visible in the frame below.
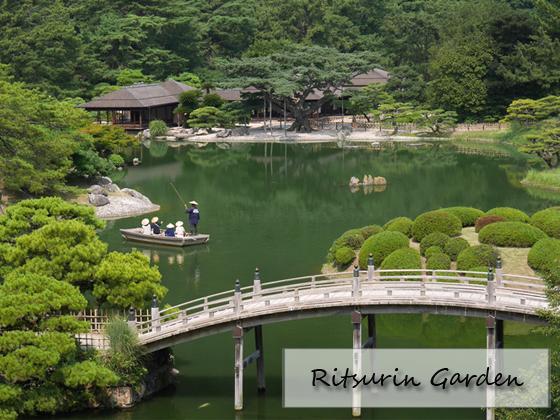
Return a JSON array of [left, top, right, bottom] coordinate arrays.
[[373, 176, 387, 185], [89, 193, 110, 207], [121, 188, 152, 203], [87, 184, 105, 195]]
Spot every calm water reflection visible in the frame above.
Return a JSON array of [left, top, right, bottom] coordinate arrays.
[[81, 143, 555, 419]]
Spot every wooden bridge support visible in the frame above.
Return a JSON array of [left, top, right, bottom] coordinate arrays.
[[351, 311, 362, 417], [363, 314, 376, 349], [255, 325, 266, 393], [233, 325, 244, 411], [486, 315, 500, 420]]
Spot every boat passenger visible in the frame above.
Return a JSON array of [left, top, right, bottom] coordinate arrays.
[[141, 218, 151, 235], [186, 200, 200, 235], [165, 223, 175, 237], [175, 221, 185, 237], [150, 216, 161, 234]]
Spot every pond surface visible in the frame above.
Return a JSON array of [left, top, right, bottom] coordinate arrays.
[[89, 142, 556, 419]]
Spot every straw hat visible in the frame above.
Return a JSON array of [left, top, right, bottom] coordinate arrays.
[[166, 223, 175, 228], [151, 216, 159, 223], [176, 221, 184, 227], [189, 200, 199, 206], [141, 218, 149, 226]]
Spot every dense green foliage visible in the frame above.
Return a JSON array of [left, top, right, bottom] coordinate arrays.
[[419, 232, 450, 256], [475, 215, 506, 232], [149, 120, 168, 137], [457, 244, 499, 270], [326, 228, 365, 263], [528, 238, 560, 272], [485, 207, 530, 222], [383, 216, 413, 237], [358, 231, 409, 269], [444, 237, 471, 261], [441, 207, 484, 227], [334, 246, 356, 268], [380, 248, 421, 274], [412, 210, 462, 241], [359, 225, 384, 240], [530, 207, 560, 238], [426, 253, 451, 271], [478, 221, 547, 247], [424, 246, 444, 259]]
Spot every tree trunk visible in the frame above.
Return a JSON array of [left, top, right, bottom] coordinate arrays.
[[288, 110, 313, 132]]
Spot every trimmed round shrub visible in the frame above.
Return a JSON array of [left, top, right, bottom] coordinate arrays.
[[384, 217, 413, 237], [528, 238, 560, 272], [485, 207, 529, 223], [412, 210, 462, 242], [359, 225, 384, 240], [420, 232, 450, 256], [457, 244, 499, 271], [326, 229, 364, 262], [149, 119, 168, 137], [334, 246, 355, 268], [442, 207, 484, 227], [108, 153, 125, 167], [475, 215, 505, 233], [424, 246, 444, 259], [380, 248, 421, 273], [444, 237, 470, 261], [358, 231, 409, 269], [426, 253, 451, 270], [479, 222, 547, 247], [530, 207, 560, 239]]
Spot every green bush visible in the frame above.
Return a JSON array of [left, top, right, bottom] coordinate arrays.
[[457, 244, 499, 271], [412, 210, 462, 242], [475, 215, 505, 232], [485, 207, 529, 223], [479, 222, 547, 247], [327, 229, 364, 262], [149, 120, 168, 137], [442, 207, 484, 227], [426, 253, 451, 270], [530, 207, 560, 239], [358, 231, 409, 269], [359, 225, 384, 240], [384, 217, 413, 237], [444, 237, 470, 261], [108, 153, 125, 167], [335, 246, 356, 268], [380, 248, 421, 274], [424, 246, 444, 259], [420, 232, 450, 256], [528, 238, 560, 272]]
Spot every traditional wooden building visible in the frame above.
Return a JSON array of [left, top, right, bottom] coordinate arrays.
[[79, 80, 194, 131]]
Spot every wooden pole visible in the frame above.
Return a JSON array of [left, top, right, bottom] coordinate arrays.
[[367, 314, 376, 348], [255, 325, 265, 393], [269, 97, 273, 135], [234, 325, 244, 410], [284, 99, 287, 137], [351, 311, 362, 417], [486, 316, 496, 420]]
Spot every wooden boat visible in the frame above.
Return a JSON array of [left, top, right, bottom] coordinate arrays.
[[120, 228, 210, 247]]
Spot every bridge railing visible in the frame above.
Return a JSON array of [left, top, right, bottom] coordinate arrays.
[[131, 269, 546, 336]]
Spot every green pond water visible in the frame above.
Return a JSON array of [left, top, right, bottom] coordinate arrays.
[[78, 142, 557, 419]]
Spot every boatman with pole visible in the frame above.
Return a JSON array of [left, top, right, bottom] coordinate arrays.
[[186, 201, 200, 235]]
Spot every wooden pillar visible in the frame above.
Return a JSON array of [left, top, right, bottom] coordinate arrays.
[[486, 315, 496, 420], [255, 325, 265, 393], [233, 325, 244, 410], [365, 314, 376, 349], [496, 319, 504, 349], [351, 311, 362, 417]]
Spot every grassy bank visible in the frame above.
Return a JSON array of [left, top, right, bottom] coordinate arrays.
[[522, 168, 560, 191]]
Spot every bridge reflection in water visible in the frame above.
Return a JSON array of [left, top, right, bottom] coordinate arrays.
[[78, 264, 548, 419]]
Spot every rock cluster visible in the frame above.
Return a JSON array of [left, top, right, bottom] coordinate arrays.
[[139, 126, 250, 141], [348, 175, 387, 187], [87, 177, 151, 208]]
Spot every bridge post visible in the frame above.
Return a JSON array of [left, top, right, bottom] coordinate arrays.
[[233, 325, 244, 410], [234, 279, 242, 314], [151, 295, 161, 332], [253, 268, 261, 296], [352, 265, 360, 298], [255, 325, 266, 393], [351, 311, 362, 417], [486, 315, 497, 420], [127, 307, 136, 329], [495, 257, 503, 287], [486, 268, 495, 305], [367, 254, 375, 281]]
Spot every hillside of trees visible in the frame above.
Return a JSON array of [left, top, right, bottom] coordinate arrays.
[[0, 0, 559, 119]]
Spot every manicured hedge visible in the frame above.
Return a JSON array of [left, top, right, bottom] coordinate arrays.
[[359, 225, 384, 240], [457, 244, 499, 270], [426, 253, 451, 270], [380, 248, 421, 273], [384, 217, 413, 237], [444, 237, 470, 261], [530, 208, 560, 239], [326, 229, 364, 262], [425, 246, 444, 259], [527, 238, 560, 272], [358, 231, 409, 269], [412, 210, 462, 242], [485, 207, 530, 223], [334, 246, 356, 268], [475, 215, 505, 233], [479, 222, 547, 247], [442, 207, 484, 227], [419, 232, 450, 256]]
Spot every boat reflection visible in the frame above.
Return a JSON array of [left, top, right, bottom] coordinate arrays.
[[135, 244, 210, 266]]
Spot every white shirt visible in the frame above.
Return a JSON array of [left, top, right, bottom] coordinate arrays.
[[142, 225, 152, 235], [175, 226, 185, 237]]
